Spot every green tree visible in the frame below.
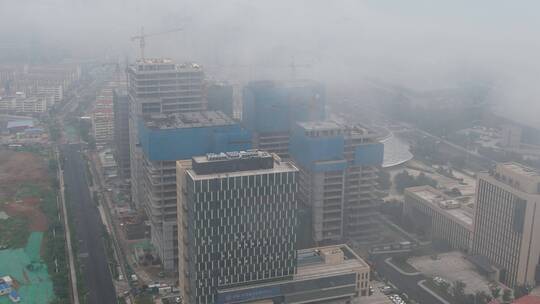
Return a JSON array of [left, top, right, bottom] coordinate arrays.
[[491, 287, 501, 300], [452, 280, 467, 302], [502, 289, 512, 303]]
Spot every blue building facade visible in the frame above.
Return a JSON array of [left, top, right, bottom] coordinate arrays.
[[242, 80, 326, 134], [138, 119, 251, 161], [136, 111, 252, 271], [289, 122, 384, 172], [289, 120, 384, 243], [242, 80, 326, 157]]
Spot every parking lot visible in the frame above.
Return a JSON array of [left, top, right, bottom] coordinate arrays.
[[408, 251, 494, 295]]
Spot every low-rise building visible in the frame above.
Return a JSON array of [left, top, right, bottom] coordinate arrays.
[[404, 185, 473, 251], [216, 244, 370, 304]]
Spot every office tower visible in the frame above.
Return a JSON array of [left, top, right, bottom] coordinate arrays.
[[404, 186, 473, 251], [127, 59, 205, 208], [113, 88, 130, 178], [177, 151, 299, 303], [242, 80, 325, 159], [139, 111, 251, 271], [207, 82, 234, 119], [471, 163, 540, 287], [289, 120, 384, 244]]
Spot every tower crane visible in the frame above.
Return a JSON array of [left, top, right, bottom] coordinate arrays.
[[130, 27, 183, 60]]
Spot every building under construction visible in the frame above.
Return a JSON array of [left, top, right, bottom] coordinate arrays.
[[289, 120, 384, 244]]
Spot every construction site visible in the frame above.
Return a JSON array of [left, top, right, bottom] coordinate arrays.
[[0, 148, 56, 303]]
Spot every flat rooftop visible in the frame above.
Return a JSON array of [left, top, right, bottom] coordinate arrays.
[[406, 186, 473, 228], [143, 111, 235, 130], [499, 162, 540, 178], [298, 120, 343, 132], [295, 244, 369, 280], [187, 156, 298, 180]]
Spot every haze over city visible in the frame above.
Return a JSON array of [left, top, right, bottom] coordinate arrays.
[[0, 1, 540, 304]]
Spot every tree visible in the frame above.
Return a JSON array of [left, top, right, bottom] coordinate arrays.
[[452, 280, 467, 302], [502, 289, 512, 303], [491, 287, 501, 300], [475, 291, 492, 304]]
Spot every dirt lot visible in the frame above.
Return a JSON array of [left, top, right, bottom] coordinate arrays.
[[0, 149, 50, 234], [0, 149, 49, 200], [4, 197, 48, 231]]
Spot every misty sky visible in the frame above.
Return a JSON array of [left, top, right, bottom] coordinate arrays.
[[1, 0, 539, 126]]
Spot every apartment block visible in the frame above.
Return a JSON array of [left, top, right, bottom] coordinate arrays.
[[242, 80, 325, 158], [92, 107, 114, 146], [0, 96, 48, 114], [471, 162, 540, 287], [289, 120, 384, 244], [404, 185, 473, 251], [139, 111, 251, 271], [176, 151, 298, 303]]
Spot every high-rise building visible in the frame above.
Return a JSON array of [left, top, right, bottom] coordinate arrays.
[[471, 162, 540, 287], [139, 111, 251, 271], [113, 89, 130, 179], [289, 120, 384, 244], [176, 151, 299, 303], [127, 59, 206, 209], [242, 80, 325, 158]]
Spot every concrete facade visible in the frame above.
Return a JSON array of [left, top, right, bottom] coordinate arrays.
[[289, 120, 384, 244], [403, 185, 473, 251], [472, 163, 540, 287]]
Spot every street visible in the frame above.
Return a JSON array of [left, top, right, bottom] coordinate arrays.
[[62, 143, 116, 304], [372, 255, 450, 304]]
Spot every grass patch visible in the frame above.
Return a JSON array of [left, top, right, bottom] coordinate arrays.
[[14, 183, 46, 200], [0, 217, 30, 248]]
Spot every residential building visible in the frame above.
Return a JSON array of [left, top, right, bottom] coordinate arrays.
[[289, 120, 384, 244], [176, 151, 299, 303], [128, 58, 205, 210], [113, 89, 131, 178], [471, 162, 540, 287], [242, 80, 325, 159], [0, 96, 48, 114], [92, 107, 114, 146], [216, 244, 370, 304], [139, 111, 251, 271], [403, 185, 473, 251]]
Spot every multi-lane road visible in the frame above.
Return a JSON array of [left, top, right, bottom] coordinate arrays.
[[62, 144, 116, 304]]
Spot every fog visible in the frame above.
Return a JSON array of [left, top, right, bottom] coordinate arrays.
[[1, 0, 539, 126]]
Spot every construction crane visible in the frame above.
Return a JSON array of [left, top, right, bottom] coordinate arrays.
[[131, 27, 183, 60]]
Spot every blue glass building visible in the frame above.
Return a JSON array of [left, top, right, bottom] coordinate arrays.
[[242, 80, 326, 158]]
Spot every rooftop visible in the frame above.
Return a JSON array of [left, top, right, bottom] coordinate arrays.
[[500, 162, 540, 178], [143, 111, 235, 130], [296, 244, 369, 280], [405, 185, 473, 228], [187, 154, 297, 180]]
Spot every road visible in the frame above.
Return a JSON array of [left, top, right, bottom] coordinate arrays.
[[56, 148, 80, 304], [62, 144, 116, 304], [372, 255, 451, 304]]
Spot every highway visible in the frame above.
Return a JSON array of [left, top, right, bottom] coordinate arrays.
[[62, 144, 116, 304]]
